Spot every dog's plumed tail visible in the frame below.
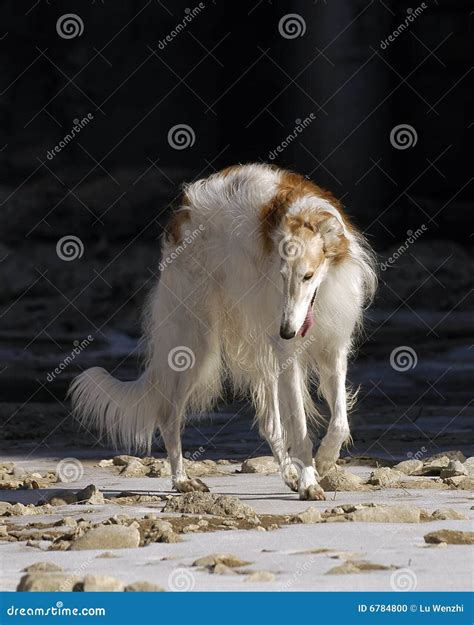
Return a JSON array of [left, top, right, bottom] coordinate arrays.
[[69, 367, 157, 454]]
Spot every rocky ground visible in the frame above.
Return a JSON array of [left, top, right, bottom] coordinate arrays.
[[0, 452, 472, 592]]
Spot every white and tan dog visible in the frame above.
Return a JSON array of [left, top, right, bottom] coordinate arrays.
[[70, 164, 376, 500]]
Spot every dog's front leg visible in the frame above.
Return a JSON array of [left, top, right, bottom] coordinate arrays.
[[314, 347, 350, 477], [278, 359, 325, 501]]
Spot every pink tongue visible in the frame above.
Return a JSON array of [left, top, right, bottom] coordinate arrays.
[[298, 303, 315, 337]]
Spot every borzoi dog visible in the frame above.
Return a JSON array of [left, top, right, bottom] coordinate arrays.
[[70, 164, 376, 500]]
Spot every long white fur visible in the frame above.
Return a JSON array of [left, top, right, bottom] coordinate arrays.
[[70, 163, 376, 498]]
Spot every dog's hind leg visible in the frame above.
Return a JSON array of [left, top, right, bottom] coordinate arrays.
[[278, 360, 325, 501], [149, 309, 222, 493], [314, 343, 350, 478]]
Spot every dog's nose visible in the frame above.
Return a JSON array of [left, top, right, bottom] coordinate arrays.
[[280, 327, 296, 340]]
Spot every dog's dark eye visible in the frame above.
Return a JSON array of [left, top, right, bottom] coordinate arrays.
[[303, 272, 314, 281]]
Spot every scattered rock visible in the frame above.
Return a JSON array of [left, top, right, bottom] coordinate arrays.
[[163, 492, 259, 523], [392, 459, 423, 475], [430, 508, 467, 521], [23, 562, 63, 573], [440, 460, 468, 479], [147, 460, 172, 477], [125, 581, 165, 592], [422, 452, 466, 475], [185, 459, 221, 478], [80, 575, 124, 592], [349, 506, 421, 523], [426, 451, 466, 464], [444, 476, 474, 490], [113, 455, 140, 466], [70, 525, 140, 550], [424, 530, 474, 545], [367, 467, 403, 487], [463, 457, 474, 475], [17, 573, 80, 592], [293, 507, 322, 524], [241, 456, 279, 474], [326, 560, 396, 574], [212, 563, 238, 575], [244, 571, 276, 583], [140, 519, 181, 545], [76, 484, 104, 505], [97, 459, 114, 468], [319, 468, 365, 491], [95, 552, 118, 558], [46, 490, 78, 506], [120, 460, 149, 478], [193, 554, 251, 569], [398, 479, 448, 490]]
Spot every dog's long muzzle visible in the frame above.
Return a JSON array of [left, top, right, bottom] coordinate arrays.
[[279, 287, 318, 340]]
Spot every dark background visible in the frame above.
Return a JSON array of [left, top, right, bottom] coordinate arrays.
[[1, 0, 472, 461]]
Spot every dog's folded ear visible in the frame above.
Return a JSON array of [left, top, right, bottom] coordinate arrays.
[[317, 211, 349, 259]]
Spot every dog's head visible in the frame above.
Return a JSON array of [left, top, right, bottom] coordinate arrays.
[[277, 210, 349, 339]]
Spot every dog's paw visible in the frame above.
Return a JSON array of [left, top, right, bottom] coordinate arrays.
[[174, 478, 210, 493], [280, 463, 299, 492], [299, 484, 326, 501], [314, 457, 335, 478]]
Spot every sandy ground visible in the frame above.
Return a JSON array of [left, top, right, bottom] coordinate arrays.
[[0, 457, 472, 592]]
